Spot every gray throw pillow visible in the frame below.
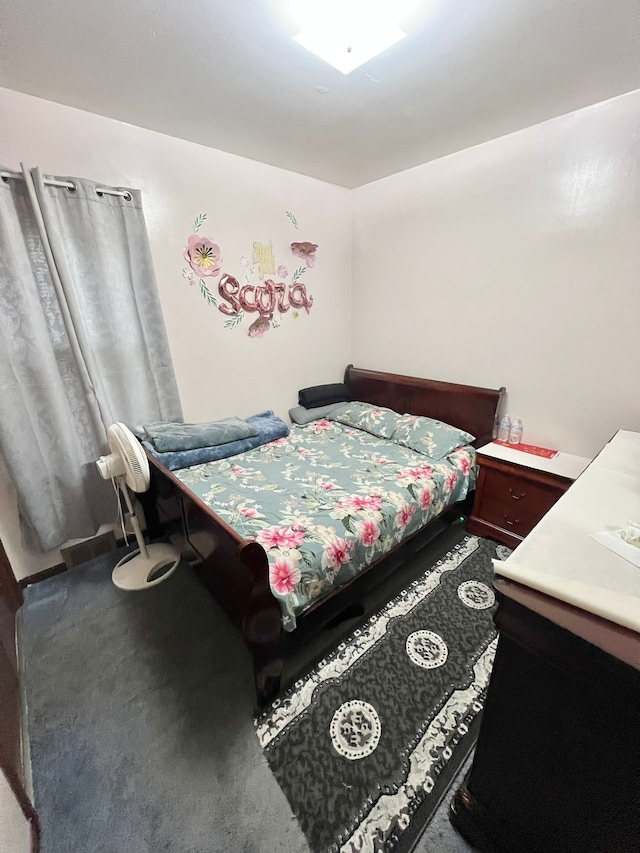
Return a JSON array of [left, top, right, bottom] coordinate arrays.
[[288, 402, 348, 425]]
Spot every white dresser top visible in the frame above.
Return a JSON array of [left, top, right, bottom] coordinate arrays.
[[494, 430, 640, 635], [477, 441, 591, 480]]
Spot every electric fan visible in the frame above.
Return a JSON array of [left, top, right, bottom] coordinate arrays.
[[96, 423, 181, 590]]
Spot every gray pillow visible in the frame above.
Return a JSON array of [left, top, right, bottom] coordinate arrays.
[[288, 402, 347, 425], [144, 417, 259, 453]]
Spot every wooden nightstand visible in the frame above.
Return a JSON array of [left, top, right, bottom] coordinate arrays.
[[466, 443, 590, 548]]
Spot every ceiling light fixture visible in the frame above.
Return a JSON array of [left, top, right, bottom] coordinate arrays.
[[287, 0, 422, 75]]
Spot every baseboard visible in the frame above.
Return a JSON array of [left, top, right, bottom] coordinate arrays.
[[18, 562, 67, 589], [19, 535, 130, 589]]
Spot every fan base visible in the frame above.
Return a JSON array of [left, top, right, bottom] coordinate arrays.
[[112, 542, 181, 591]]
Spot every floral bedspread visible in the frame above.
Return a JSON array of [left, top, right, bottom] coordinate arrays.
[[175, 420, 475, 631]]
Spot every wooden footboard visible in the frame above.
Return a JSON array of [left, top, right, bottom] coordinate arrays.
[[140, 366, 505, 707], [140, 455, 283, 706]]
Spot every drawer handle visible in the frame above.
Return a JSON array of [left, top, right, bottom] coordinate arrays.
[[503, 514, 520, 526], [509, 487, 526, 500]]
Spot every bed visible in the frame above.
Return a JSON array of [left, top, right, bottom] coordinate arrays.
[[141, 365, 505, 706]]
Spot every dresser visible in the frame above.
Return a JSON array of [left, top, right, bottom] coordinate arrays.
[[467, 442, 590, 548], [451, 430, 640, 852]]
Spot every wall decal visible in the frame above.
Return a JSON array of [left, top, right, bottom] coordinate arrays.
[[291, 241, 318, 268], [248, 316, 271, 338], [291, 266, 306, 284], [252, 241, 276, 279], [183, 212, 219, 307], [183, 212, 316, 337], [286, 210, 299, 229], [185, 234, 222, 278], [217, 276, 313, 317]]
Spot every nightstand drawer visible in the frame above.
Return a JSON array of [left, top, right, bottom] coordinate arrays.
[[476, 466, 564, 536]]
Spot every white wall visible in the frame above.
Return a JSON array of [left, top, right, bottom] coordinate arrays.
[[352, 90, 640, 458], [0, 87, 352, 579]]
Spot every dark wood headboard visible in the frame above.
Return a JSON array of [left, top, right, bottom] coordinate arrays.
[[344, 365, 505, 449]]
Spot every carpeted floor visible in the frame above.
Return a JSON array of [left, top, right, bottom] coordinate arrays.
[[20, 523, 478, 853]]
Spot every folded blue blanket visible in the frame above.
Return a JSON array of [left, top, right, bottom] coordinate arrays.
[[144, 417, 259, 453], [143, 411, 289, 471]]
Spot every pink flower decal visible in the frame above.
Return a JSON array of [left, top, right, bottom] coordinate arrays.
[[354, 519, 381, 547], [270, 557, 301, 595], [291, 241, 318, 268], [257, 526, 305, 550], [184, 234, 222, 278], [324, 536, 354, 568], [248, 317, 270, 338], [417, 487, 434, 510], [396, 504, 416, 530], [277, 265, 288, 278]]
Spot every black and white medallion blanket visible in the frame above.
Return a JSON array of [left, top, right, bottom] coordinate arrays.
[[255, 535, 507, 853]]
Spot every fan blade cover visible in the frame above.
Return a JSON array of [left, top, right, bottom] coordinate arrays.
[[106, 423, 150, 492]]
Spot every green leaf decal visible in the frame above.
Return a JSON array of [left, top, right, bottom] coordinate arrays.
[[286, 210, 299, 229], [199, 279, 217, 307], [224, 311, 245, 329], [193, 212, 208, 232], [292, 266, 306, 284]]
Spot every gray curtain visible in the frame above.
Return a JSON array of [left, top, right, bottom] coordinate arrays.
[[0, 165, 182, 552]]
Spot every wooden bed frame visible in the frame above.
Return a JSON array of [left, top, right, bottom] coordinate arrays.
[[140, 365, 505, 706]]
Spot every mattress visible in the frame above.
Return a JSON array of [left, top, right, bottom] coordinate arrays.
[[175, 419, 475, 630]]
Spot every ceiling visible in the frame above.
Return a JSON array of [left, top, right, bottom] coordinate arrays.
[[1, 0, 638, 187]]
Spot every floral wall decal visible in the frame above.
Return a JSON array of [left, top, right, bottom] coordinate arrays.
[[285, 210, 299, 229], [182, 212, 220, 308], [291, 241, 318, 268], [184, 235, 222, 277], [252, 241, 276, 280], [248, 316, 271, 338], [182, 211, 317, 338]]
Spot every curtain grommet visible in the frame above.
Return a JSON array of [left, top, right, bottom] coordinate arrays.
[[66, 183, 77, 193]]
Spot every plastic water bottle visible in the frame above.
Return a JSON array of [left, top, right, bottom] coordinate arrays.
[[508, 418, 523, 445], [497, 415, 511, 442]]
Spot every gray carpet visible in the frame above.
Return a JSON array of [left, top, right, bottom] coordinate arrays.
[[20, 530, 477, 853]]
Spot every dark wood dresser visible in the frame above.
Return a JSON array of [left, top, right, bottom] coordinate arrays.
[[450, 578, 640, 852], [453, 431, 640, 852], [467, 443, 589, 548]]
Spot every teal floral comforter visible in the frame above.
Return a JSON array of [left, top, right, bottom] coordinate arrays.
[[175, 420, 476, 631]]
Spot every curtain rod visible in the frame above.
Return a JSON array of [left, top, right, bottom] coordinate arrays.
[[0, 170, 132, 201]]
